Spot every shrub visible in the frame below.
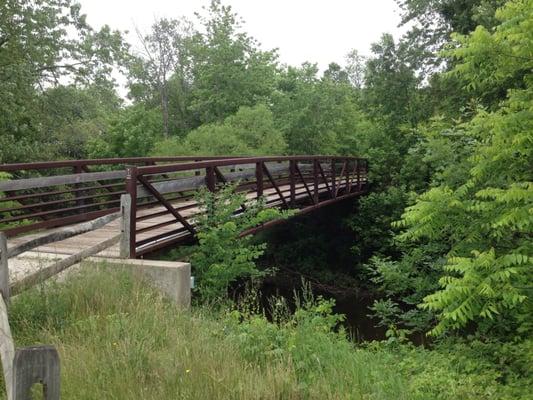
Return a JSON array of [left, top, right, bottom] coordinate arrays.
[[191, 183, 292, 300]]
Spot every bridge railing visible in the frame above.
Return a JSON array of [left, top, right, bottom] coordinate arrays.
[[0, 156, 245, 237], [125, 156, 368, 257], [0, 156, 368, 255]]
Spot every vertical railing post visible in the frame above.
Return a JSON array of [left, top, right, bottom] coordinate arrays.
[[205, 166, 216, 192], [255, 162, 264, 198], [119, 194, 131, 259], [331, 159, 336, 199], [364, 160, 369, 189], [356, 159, 362, 191], [341, 158, 350, 194], [289, 160, 296, 206], [73, 165, 85, 208], [313, 159, 319, 204], [125, 166, 137, 259]]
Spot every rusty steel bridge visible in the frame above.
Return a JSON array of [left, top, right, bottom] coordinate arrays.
[[0, 156, 368, 259]]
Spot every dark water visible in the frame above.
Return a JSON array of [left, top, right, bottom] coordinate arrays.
[[239, 276, 388, 343]]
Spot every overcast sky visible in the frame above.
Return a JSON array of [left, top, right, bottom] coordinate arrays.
[[79, 0, 406, 69]]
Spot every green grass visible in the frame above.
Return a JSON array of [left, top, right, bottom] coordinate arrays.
[[3, 265, 531, 399]]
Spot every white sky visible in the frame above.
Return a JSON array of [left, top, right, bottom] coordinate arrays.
[[79, 0, 406, 69]]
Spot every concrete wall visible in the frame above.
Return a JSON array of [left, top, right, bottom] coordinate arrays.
[[94, 257, 191, 308], [10, 252, 191, 308]]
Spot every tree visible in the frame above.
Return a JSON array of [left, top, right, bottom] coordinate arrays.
[[396, 0, 533, 336], [344, 49, 366, 88], [396, 0, 506, 72], [86, 105, 163, 158], [39, 85, 122, 159], [152, 104, 286, 156], [363, 34, 428, 129], [187, 0, 278, 124], [273, 63, 371, 155], [129, 18, 194, 137], [0, 0, 128, 162]]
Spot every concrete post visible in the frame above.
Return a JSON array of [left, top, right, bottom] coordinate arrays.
[[13, 346, 60, 400]]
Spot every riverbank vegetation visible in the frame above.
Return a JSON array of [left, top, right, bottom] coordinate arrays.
[[4, 268, 531, 399], [1, 0, 532, 397]]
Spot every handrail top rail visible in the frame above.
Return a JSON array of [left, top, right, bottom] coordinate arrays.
[[0, 156, 248, 172], [0, 155, 367, 173], [134, 156, 367, 176]]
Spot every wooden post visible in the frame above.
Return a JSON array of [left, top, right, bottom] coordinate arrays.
[[255, 162, 263, 198], [0, 232, 8, 302], [289, 160, 296, 206], [313, 159, 319, 204], [13, 346, 60, 400], [125, 167, 137, 259], [120, 194, 131, 258]]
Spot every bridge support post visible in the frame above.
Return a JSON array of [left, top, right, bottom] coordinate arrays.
[[125, 167, 137, 259]]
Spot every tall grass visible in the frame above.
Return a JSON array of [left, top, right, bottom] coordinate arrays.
[[3, 265, 530, 399]]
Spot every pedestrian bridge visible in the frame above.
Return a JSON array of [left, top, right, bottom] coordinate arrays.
[[0, 156, 368, 258]]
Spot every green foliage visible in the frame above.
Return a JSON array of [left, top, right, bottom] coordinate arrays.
[[363, 34, 429, 129], [411, 115, 477, 188], [396, 0, 506, 73], [191, 184, 292, 299], [273, 63, 372, 155], [0, 0, 128, 163], [347, 187, 410, 260], [445, 0, 533, 106], [364, 245, 444, 335], [39, 85, 122, 159], [396, 0, 533, 336], [187, 0, 278, 124], [87, 105, 163, 158], [152, 104, 286, 156]]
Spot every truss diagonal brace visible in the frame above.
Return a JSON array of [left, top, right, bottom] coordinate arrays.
[[262, 164, 288, 208], [137, 175, 195, 235], [295, 163, 316, 204]]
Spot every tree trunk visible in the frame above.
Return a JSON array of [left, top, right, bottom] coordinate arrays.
[[161, 83, 169, 138]]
